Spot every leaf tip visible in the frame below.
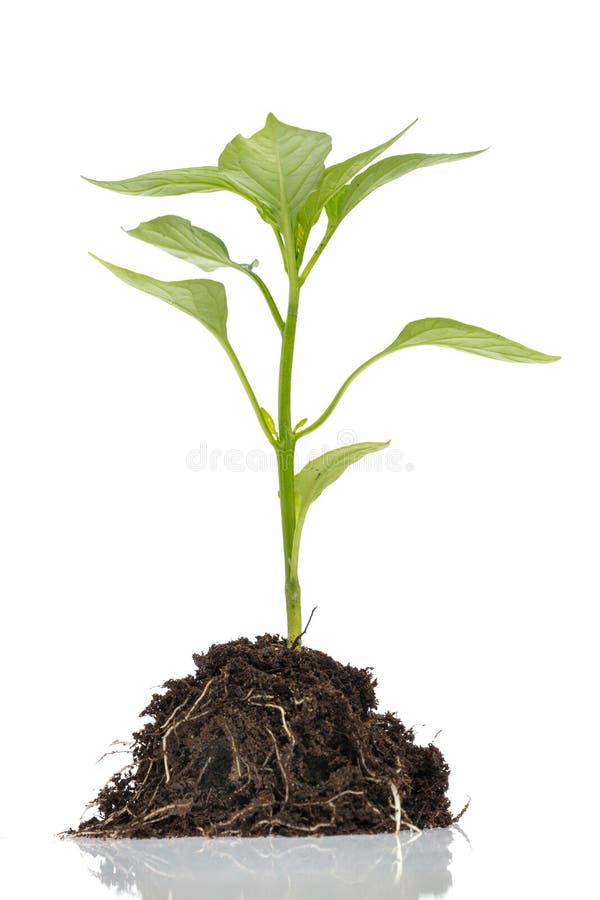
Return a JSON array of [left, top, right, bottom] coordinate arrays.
[[88, 251, 111, 271]]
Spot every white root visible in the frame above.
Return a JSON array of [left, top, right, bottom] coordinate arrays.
[[291, 789, 364, 808], [389, 780, 402, 835], [266, 727, 289, 803], [251, 818, 332, 833], [212, 800, 272, 830], [142, 800, 191, 823], [357, 746, 377, 778], [222, 721, 242, 779], [194, 755, 212, 787], [263, 703, 295, 746], [291, 693, 307, 706], [161, 678, 217, 783], [161, 699, 189, 732], [162, 732, 172, 783], [184, 677, 216, 720], [388, 779, 422, 834], [132, 759, 154, 802]]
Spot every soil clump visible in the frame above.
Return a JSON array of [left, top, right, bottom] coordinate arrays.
[[75, 635, 453, 838]]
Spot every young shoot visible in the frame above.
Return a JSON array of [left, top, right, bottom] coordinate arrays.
[[85, 114, 559, 648]]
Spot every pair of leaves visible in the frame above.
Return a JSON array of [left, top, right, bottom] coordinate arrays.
[[323, 150, 483, 237], [85, 113, 483, 262], [90, 213, 265, 348], [296, 126, 484, 261], [93, 204, 239, 344], [294, 119, 417, 258], [118, 214, 285, 335]]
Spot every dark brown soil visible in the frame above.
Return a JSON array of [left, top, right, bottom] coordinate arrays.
[[74, 635, 454, 838]]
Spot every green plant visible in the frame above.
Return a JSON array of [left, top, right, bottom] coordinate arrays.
[[85, 114, 559, 648]]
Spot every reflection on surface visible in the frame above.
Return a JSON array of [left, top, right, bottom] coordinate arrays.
[[76, 827, 455, 899]]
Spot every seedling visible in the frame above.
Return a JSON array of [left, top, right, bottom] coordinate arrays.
[[86, 114, 558, 648]]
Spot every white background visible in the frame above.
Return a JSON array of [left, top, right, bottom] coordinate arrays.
[[1, 1, 598, 897]]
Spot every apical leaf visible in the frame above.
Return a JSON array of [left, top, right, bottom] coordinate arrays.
[[83, 167, 231, 196], [218, 113, 332, 235], [326, 150, 486, 231], [295, 119, 417, 256], [385, 318, 560, 363], [126, 215, 250, 273], [89, 254, 228, 341], [294, 441, 390, 529]]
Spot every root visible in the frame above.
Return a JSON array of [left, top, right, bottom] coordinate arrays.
[[357, 745, 377, 778], [291, 789, 365, 808], [251, 701, 295, 746], [161, 699, 189, 732], [212, 801, 272, 831], [266, 727, 289, 803], [194, 756, 212, 788], [289, 605, 318, 650], [161, 677, 217, 783], [132, 760, 154, 802], [184, 677, 216, 720], [451, 796, 471, 824], [162, 733, 172, 783], [142, 800, 192, 824], [250, 817, 333, 834], [389, 780, 401, 834], [221, 721, 242, 779]]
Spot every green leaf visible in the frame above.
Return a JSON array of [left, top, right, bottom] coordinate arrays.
[[326, 150, 486, 230], [89, 254, 228, 341], [294, 441, 390, 527], [82, 167, 231, 197], [295, 119, 417, 256], [218, 113, 332, 235], [125, 215, 251, 273], [85, 114, 332, 242], [260, 407, 277, 437], [385, 318, 560, 363]]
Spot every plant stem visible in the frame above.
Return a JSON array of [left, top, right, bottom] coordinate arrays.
[[277, 219, 302, 648], [220, 340, 279, 448], [243, 268, 285, 333], [298, 225, 335, 286]]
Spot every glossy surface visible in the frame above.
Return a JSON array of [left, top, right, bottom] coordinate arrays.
[[75, 829, 457, 899]]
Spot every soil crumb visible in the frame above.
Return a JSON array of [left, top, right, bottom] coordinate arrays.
[[73, 635, 453, 838]]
